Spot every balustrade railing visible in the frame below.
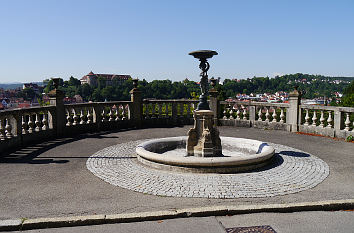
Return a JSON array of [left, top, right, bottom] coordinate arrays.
[[1, 87, 353, 153], [64, 101, 132, 127], [299, 105, 354, 137], [65, 103, 95, 126], [142, 99, 198, 124], [221, 101, 250, 120], [220, 100, 289, 129], [0, 106, 55, 151]]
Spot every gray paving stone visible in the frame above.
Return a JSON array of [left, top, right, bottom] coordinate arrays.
[[86, 140, 329, 199]]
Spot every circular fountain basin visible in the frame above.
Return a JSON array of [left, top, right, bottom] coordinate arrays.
[[136, 136, 275, 173]]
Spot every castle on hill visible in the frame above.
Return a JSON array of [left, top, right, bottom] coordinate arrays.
[[80, 71, 131, 87]]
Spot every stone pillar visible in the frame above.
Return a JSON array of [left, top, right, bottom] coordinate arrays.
[[288, 87, 301, 132], [93, 103, 103, 131], [130, 79, 142, 128], [248, 105, 256, 125], [14, 112, 22, 142], [48, 78, 65, 137], [333, 109, 342, 137], [172, 102, 178, 125]]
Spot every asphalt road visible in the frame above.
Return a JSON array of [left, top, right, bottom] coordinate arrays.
[[1, 126, 353, 220]]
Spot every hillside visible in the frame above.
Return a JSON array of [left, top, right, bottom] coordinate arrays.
[[222, 73, 353, 99]]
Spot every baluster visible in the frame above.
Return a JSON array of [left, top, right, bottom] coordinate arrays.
[[109, 107, 114, 121], [87, 109, 93, 124], [326, 111, 332, 128], [243, 106, 247, 120], [165, 103, 169, 118], [80, 109, 86, 124], [187, 103, 191, 117], [304, 109, 310, 126], [158, 103, 163, 118], [122, 105, 127, 120], [312, 110, 317, 126], [121, 105, 125, 120], [223, 106, 228, 119], [258, 107, 263, 121], [73, 109, 79, 125], [159, 103, 163, 117], [265, 107, 270, 122], [22, 115, 28, 134], [179, 103, 184, 117], [145, 104, 150, 119], [236, 106, 240, 120], [34, 113, 42, 132], [0, 118, 5, 140], [272, 107, 277, 122], [279, 108, 285, 123], [66, 109, 72, 126], [5, 118, 13, 138], [42, 112, 48, 130], [115, 108, 120, 121], [344, 113, 350, 131], [229, 107, 234, 120], [28, 114, 34, 133], [102, 108, 108, 122], [319, 111, 324, 127], [151, 103, 156, 118]]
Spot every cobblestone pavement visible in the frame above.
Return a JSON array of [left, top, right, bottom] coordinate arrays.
[[86, 139, 329, 199]]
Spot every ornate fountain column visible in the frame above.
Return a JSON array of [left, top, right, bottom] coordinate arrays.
[[187, 50, 222, 157]]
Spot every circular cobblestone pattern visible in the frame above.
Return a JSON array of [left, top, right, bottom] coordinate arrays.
[[86, 140, 329, 199]]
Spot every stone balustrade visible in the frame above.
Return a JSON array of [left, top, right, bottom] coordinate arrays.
[[142, 99, 199, 126], [0, 106, 56, 151], [62, 101, 134, 134], [299, 105, 354, 138], [65, 101, 131, 126], [219, 100, 289, 130], [1, 87, 353, 153]]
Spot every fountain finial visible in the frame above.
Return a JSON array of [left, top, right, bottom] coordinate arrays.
[[189, 50, 218, 110]]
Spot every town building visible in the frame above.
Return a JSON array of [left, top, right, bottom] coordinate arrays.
[[80, 71, 131, 87]]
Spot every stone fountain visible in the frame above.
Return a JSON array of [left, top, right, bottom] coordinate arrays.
[[86, 50, 329, 198], [136, 50, 275, 173], [186, 50, 222, 157]]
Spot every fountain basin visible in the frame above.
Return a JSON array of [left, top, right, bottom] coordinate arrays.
[[136, 136, 275, 173]]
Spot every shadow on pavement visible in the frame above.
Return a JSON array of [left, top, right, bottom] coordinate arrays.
[[280, 151, 310, 157], [0, 129, 134, 164]]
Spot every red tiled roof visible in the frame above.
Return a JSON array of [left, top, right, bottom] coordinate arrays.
[[18, 103, 31, 108]]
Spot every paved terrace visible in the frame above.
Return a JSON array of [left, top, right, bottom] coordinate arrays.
[[1, 126, 353, 220]]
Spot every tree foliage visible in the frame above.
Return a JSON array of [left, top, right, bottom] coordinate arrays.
[[341, 80, 354, 107], [222, 74, 352, 99], [41, 74, 353, 103]]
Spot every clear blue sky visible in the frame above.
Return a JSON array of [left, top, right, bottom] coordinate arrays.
[[1, 0, 353, 83]]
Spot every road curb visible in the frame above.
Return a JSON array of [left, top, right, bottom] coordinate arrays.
[[1, 199, 354, 231]]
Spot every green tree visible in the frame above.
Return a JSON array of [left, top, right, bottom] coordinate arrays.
[[68, 76, 81, 87], [22, 88, 36, 100], [341, 80, 354, 107]]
